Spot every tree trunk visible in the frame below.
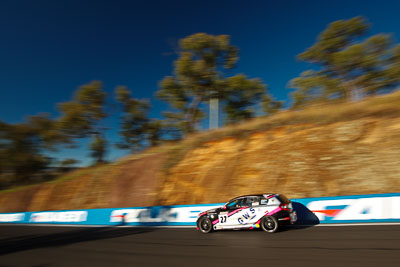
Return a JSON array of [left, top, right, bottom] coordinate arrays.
[[185, 95, 203, 134]]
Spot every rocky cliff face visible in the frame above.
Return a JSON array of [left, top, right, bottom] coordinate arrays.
[[0, 154, 164, 212], [158, 117, 400, 205], [1, 116, 400, 213]]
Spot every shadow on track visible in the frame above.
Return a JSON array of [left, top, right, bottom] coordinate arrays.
[[292, 201, 319, 225], [279, 202, 320, 232], [0, 227, 153, 255]]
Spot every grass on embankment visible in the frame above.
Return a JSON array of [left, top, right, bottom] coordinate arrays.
[[2, 90, 400, 193], [162, 90, 400, 172]]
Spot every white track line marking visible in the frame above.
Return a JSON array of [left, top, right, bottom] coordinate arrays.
[[314, 222, 400, 227], [1, 222, 400, 228]]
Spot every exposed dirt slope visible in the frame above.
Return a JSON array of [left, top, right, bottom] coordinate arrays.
[[2, 93, 400, 213], [0, 154, 164, 212], [159, 118, 400, 205]]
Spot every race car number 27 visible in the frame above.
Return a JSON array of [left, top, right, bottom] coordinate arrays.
[[219, 215, 227, 223]]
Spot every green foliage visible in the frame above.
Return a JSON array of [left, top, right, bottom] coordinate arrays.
[[1, 81, 109, 185], [158, 33, 280, 134], [298, 16, 368, 64], [58, 81, 108, 162], [157, 33, 239, 134], [262, 94, 284, 115], [222, 74, 267, 123], [0, 119, 53, 187], [90, 135, 107, 164], [115, 86, 150, 152], [60, 158, 79, 167], [59, 81, 106, 137], [289, 16, 400, 107], [289, 70, 344, 108], [385, 44, 400, 85], [146, 120, 164, 147], [28, 113, 68, 149]]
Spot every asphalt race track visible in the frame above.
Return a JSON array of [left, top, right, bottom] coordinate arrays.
[[0, 225, 399, 267]]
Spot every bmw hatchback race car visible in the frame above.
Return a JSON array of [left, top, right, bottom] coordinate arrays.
[[196, 193, 297, 233]]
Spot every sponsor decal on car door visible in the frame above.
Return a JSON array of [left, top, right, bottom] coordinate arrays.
[[223, 207, 257, 226]]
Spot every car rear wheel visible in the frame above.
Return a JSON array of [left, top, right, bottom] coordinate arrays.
[[261, 216, 279, 233], [198, 216, 213, 233]]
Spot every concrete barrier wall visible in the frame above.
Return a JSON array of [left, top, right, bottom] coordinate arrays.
[[1, 193, 399, 226], [292, 193, 400, 224]]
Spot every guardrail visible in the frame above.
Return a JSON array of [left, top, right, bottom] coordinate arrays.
[[1, 193, 399, 226]]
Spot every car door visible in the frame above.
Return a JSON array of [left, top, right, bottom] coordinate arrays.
[[223, 197, 258, 227], [218, 198, 244, 226], [251, 196, 270, 222], [235, 197, 260, 225]]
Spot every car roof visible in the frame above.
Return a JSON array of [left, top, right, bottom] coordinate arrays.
[[230, 193, 276, 200]]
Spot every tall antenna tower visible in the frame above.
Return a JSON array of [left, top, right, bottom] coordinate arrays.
[[209, 98, 219, 129]]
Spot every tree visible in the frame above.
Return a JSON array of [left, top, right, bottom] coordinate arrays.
[[0, 121, 6, 178], [289, 16, 400, 107], [289, 70, 344, 108], [158, 33, 279, 133], [60, 158, 79, 168], [262, 94, 284, 115], [0, 117, 57, 185], [115, 86, 150, 152], [157, 33, 239, 134], [222, 74, 267, 123], [145, 119, 164, 147], [386, 44, 400, 88], [90, 135, 107, 164], [58, 81, 107, 164], [28, 113, 68, 149]]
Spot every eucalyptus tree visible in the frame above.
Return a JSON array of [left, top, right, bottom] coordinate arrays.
[[58, 81, 108, 164], [289, 16, 400, 107]]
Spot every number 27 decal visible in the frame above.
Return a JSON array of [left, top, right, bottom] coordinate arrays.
[[219, 215, 227, 223]]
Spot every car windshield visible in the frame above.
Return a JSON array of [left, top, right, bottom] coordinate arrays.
[[225, 198, 253, 208], [226, 199, 241, 208]]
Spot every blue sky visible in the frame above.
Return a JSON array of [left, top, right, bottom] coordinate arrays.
[[1, 0, 400, 165]]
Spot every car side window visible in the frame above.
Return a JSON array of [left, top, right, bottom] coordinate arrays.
[[226, 197, 264, 209], [226, 198, 249, 209], [240, 198, 251, 207], [249, 196, 261, 206], [237, 198, 247, 208], [226, 199, 240, 209], [260, 197, 268, 205]]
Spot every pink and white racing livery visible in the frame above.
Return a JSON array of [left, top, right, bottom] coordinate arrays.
[[196, 193, 297, 233]]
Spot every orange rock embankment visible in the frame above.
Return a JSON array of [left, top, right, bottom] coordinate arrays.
[[158, 118, 400, 205], [1, 117, 400, 213]]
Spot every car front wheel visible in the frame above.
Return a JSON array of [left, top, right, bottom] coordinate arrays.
[[261, 216, 279, 233], [198, 216, 213, 233]]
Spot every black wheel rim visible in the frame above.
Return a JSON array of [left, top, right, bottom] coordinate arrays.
[[264, 217, 275, 230], [201, 219, 210, 231]]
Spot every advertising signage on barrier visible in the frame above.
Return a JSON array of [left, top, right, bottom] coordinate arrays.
[[0, 213, 25, 222], [294, 193, 400, 223], [30, 211, 88, 223], [0, 193, 399, 226], [110, 204, 222, 226], [0, 209, 110, 225]]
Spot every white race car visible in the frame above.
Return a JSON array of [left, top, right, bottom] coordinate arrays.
[[196, 193, 297, 233]]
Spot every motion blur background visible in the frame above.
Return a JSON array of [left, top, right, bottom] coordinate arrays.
[[1, 0, 400, 212]]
